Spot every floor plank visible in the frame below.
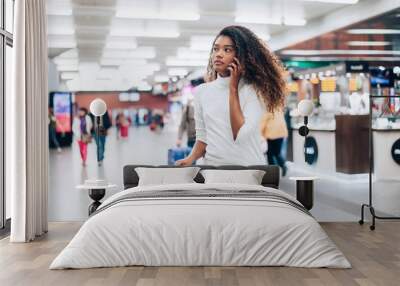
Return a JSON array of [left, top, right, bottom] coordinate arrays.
[[0, 222, 399, 286]]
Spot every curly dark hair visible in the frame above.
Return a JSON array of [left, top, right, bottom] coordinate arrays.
[[206, 25, 287, 112]]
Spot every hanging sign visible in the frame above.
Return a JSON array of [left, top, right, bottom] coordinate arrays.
[[345, 62, 369, 73], [304, 136, 318, 165]]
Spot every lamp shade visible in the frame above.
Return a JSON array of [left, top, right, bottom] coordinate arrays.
[[298, 99, 314, 117], [89, 98, 107, 116]]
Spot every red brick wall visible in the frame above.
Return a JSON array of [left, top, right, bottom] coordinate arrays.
[[74, 92, 169, 111]]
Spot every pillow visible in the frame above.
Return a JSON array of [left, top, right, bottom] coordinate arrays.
[[135, 167, 201, 186], [200, 169, 266, 185]]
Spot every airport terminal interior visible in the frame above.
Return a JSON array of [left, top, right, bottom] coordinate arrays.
[[1, 0, 400, 285]]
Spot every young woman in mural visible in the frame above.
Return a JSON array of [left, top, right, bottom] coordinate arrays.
[[177, 25, 287, 166]]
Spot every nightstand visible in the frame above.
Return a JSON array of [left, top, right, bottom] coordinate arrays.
[[77, 181, 117, 215]]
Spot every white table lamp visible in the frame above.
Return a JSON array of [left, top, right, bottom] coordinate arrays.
[[90, 98, 107, 117]]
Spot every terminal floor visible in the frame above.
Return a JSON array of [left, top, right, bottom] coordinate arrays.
[[49, 124, 400, 223]]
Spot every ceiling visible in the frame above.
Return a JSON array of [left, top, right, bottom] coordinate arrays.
[[47, 0, 399, 91]]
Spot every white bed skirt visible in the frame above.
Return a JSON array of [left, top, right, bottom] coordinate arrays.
[[50, 183, 351, 269]]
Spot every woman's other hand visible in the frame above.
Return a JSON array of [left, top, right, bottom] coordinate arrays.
[[175, 156, 194, 166]]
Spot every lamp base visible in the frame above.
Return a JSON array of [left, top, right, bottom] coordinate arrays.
[[299, 126, 309, 137], [88, 188, 105, 215]]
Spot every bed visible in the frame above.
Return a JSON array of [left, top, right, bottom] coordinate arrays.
[[50, 165, 350, 269]]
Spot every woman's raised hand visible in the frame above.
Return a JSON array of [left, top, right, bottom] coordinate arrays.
[[228, 57, 243, 90]]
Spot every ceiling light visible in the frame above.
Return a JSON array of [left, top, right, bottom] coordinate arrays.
[[166, 58, 208, 67], [110, 19, 180, 38], [116, 10, 200, 21], [54, 58, 78, 66], [101, 47, 156, 59], [303, 0, 358, 4], [127, 47, 156, 59], [283, 18, 307, 26], [105, 37, 138, 49], [235, 15, 281, 25], [235, 15, 306, 26], [119, 63, 160, 74], [100, 58, 147, 66], [100, 58, 125, 66], [347, 29, 400, 34], [152, 31, 180, 38], [111, 29, 180, 38], [61, 72, 78, 80], [177, 48, 209, 60], [154, 75, 169, 83], [56, 65, 79, 72], [347, 41, 391, 46], [137, 81, 152, 92], [102, 50, 130, 59], [168, 68, 189, 76], [56, 49, 78, 59], [147, 63, 161, 72], [116, 0, 200, 21]]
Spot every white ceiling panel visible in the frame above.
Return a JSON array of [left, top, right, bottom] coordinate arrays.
[[47, 0, 73, 15], [48, 35, 77, 48], [47, 15, 75, 35], [116, 0, 200, 21], [105, 36, 138, 49]]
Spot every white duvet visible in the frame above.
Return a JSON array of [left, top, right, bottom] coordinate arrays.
[[50, 183, 351, 269]]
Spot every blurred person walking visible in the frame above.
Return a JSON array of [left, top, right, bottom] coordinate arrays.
[[115, 112, 122, 140], [73, 107, 93, 166], [48, 107, 62, 152], [119, 113, 130, 138], [92, 110, 112, 166], [177, 99, 196, 148], [149, 110, 164, 132], [260, 110, 288, 176]]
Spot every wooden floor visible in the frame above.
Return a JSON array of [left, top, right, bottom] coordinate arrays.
[[0, 222, 399, 286]]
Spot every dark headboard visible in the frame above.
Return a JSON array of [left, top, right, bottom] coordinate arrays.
[[123, 165, 280, 189]]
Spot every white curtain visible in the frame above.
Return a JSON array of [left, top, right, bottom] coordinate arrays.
[[9, 0, 49, 242]]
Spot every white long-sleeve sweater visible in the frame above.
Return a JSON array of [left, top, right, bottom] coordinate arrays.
[[194, 75, 266, 166]]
